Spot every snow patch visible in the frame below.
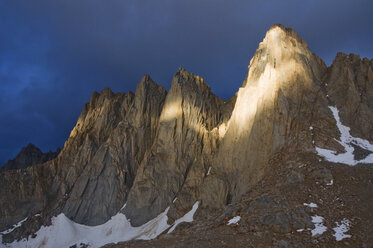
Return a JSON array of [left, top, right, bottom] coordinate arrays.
[[207, 167, 212, 176], [311, 215, 327, 236], [303, 203, 318, 208], [227, 216, 241, 225], [168, 201, 199, 233], [1, 217, 28, 235], [316, 106, 373, 166], [120, 203, 126, 211], [5, 207, 170, 248], [333, 218, 351, 241]]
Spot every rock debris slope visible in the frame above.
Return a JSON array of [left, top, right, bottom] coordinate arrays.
[[0, 24, 373, 247]]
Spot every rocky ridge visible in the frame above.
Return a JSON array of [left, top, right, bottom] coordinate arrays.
[[1, 144, 60, 171], [0, 24, 372, 247]]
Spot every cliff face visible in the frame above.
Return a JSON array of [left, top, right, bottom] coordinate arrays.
[[324, 53, 373, 141], [123, 68, 231, 226], [123, 25, 341, 226], [208, 25, 330, 205], [58, 75, 168, 225], [1, 24, 373, 246], [0, 75, 167, 229]]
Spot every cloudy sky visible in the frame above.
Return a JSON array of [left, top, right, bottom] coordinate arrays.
[[0, 0, 372, 164]]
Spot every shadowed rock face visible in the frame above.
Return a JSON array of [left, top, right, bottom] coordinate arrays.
[[324, 52, 373, 141], [1, 144, 60, 171], [1, 24, 373, 244]]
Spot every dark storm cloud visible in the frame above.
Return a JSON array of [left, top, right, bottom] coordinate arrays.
[[0, 0, 372, 164]]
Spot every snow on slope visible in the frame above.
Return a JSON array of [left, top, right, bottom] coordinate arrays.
[[168, 201, 199, 233], [316, 106, 373, 166], [0, 218, 28, 236], [333, 218, 351, 241], [2, 202, 201, 248], [4, 207, 170, 248], [311, 215, 327, 236], [227, 216, 241, 225], [303, 202, 318, 208]]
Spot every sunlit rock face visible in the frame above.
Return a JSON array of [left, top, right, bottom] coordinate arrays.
[[124, 25, 347, 225], [123, 68, 232, 226], [60, 76, 167, 225], [1, 24, 373, 245], [209, 24, 332, 204], [0, 75, 167, 228]]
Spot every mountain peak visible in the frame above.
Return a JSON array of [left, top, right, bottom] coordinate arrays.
[[22, 143, 40, 152], [173, 67, 208, 88], [261, 24, 308, 56], [243, 24, 325, 87], [137, 74, 158, 88], [265, 24, 306, 45], [1, 143, 60, 171], [100, 87, 114, 97], [267, 24, 297, 36], [139, 74, 152, 83]]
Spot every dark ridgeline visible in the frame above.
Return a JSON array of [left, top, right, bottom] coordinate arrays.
[[1, 143, 60, 171]]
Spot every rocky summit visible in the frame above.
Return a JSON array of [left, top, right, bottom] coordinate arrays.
[[1, 24, 373, 248], [1, 144, 60, 171]]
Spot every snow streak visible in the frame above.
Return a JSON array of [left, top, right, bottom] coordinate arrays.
[[316, 106, 373, 166]]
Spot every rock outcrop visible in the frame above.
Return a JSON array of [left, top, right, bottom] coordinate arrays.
[[324, 52, 373, 141], [1, 24, 373, 247], [1, 144, 60, 171]]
